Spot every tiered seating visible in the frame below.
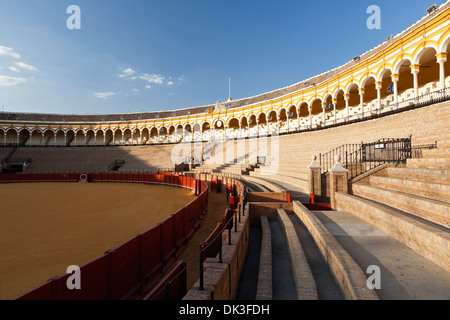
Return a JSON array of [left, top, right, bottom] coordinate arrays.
[[117, 145, 181, 172], [335, 136, 450, 272], [11, 147, 132, 172]]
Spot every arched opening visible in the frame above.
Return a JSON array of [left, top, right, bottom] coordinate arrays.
[[267, 110, 277, 134], [141, 128, 150, 144], [310, 98, 322, 127], [5, 129, 18, 145], [228, 118, 240, 139], [323, 95, 334, 124], [258, 113, 267, 135], [347, 83, 360, 117], [104, 129, 113, 146], [240, 116, 249, 137], [287, 105, 297, 131], [55, 130, 65, 146], [131, 128, 140, 144], [96, 130, 105, 146], [334, 89, 346, 122], [19, 129, 30, 146], [85, 130, 96, 146], [297, 102, 309, 128], [159, 127, 168, 143], [444, 40, 450, 87], [361, 76, 377, 114], [113, 129, 123, 145], [213, 120, 225, 141], [42, 130, 54, 146], [65, 130, 75, 146], [74, 130, 84, 146], [150, 127, 158, 143], [416, 47, 439, 94], [29, 129, 42, 146], [378, 69, 395, 108], [278, 109, 288, 133], [168, 126, 175, 142], [395, 59, 414, 101]]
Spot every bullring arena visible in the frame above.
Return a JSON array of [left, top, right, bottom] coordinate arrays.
[[0, 2, 450, 301]]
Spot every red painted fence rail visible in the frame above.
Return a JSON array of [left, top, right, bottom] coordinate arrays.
[[0, 172, 208, 300]]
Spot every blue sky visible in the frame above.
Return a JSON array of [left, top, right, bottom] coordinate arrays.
[[0, 0, 446, 114]]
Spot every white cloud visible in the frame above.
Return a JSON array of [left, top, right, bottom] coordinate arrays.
[[167, 81, 174, 86], [0, 46, 20, 59], [94, 91, 115, 99], [140, 73, 165, 84], [119, 68, 136, 79], [9, 66, 20, 73], [144, 84, 151, 89], [15, 62, 37, 71], [132, 88, 140, 92], [0, 75, 27, 86]]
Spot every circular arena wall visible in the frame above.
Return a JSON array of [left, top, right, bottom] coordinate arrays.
[[0, 173, 208, 300]]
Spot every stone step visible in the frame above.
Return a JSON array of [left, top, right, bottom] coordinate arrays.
[[383, 167, 450, 183], [369, 175, 450, 203], [421, 148, 450, 158], [334, 192, 450, 273], [256, 215, 272, 300], [351, 183, 449, 229], [249, 171, 308, 190], [407, 158, 450, 169], [277, 209, 318, 300]]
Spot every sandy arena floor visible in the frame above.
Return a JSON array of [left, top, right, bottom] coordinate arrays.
[[0, 182, 199, 300]]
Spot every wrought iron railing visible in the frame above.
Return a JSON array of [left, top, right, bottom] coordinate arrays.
[[319, 137, 412, 180]]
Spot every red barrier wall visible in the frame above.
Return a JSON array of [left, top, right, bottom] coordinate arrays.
[[143, 261, 187, 300], [6, 172, 208, 300]]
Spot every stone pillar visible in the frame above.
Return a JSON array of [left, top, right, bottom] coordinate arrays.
[[344, 94, 350, 121], [332, 99, 337, 124], [308, 106, 312, 127], [359, 88, 365, 119], [307, 155, 322, 203], [322, 102, 326, 125], [436, 52, 447, 90], [375, 81, 383, 113], [410, 64, 420, 99], [391, 74, 399, 108], [329, 155, 349, 209]]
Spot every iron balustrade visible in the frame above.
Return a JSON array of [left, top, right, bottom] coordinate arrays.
[[319, 137, 412, 180]]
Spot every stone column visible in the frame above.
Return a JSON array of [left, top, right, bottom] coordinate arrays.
[[329, 154, 349, 209], [344, 94, 350, 121], [322, 102, 327, 125], [375, 81, 383, 113], [332, 99, 337, 124], [359, 88, 365, 119], [410, 64, 420, 99], [307, 155, 322, 203], [436, 53, 447, 90], [391, 74, 399, 108], [308, 106, 312, 127]]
